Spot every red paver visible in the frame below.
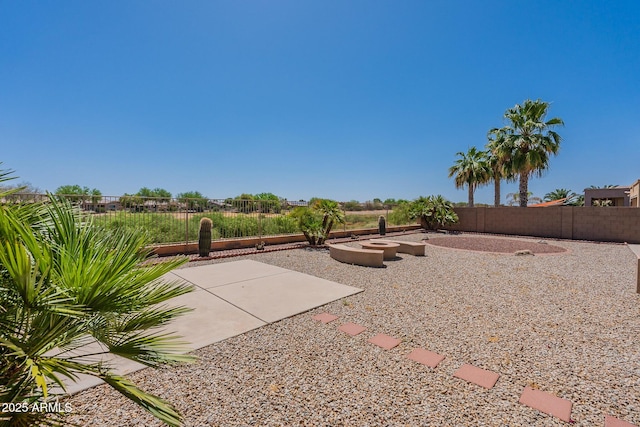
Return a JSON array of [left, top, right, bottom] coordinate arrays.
[[453, 364, 500, 389], [368, 334, 401, 350], [519, 386, 573, 422], [406, 348, 445, 368], [312, 312, 339, 324], [605, 415, 638, 427], [338, 322, 367, 336]]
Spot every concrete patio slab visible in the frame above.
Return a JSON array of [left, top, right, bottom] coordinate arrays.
[[172, 259, 291, 289], [62, 260, 361, 395], [50, 340, 148, 395], [210, 270, 363, 323], [163, 288, 267, 351]]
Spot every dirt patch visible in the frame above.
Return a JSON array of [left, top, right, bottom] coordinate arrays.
[[426, 235, 566, 254]]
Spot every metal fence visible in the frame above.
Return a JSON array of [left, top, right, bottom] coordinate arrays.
[[1, 194, 413, 245]]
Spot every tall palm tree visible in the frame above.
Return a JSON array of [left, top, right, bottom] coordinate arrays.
[[485, 129, 514, 207], [0, 168, 194, 426], [495, 99, 564, 207], [448, 147, 490, 207]]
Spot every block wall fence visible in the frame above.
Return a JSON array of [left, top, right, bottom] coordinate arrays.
[[444, 207, 640, 244]]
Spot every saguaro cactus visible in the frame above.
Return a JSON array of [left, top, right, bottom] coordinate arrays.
[[198, 217, 213, 257], [378, 215, 386, 236]]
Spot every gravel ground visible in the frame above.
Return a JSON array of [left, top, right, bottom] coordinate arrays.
[[66, 232, 640, 426]]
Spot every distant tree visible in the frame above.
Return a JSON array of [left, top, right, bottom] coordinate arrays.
[[448, 147, 490, 208], [152, 188, 172, 202], [232, 193, 256, 213], [135, 187, 154, 198], [383, 198, 397, 207], [506, 191, 542, 206], [254, 192, 282, 213], [0, 180, 43, 202], [492, 99, 564, 207], [55, 185, 102, 203], [134, 187, 172, 200], [0, 180, 41, 194], [566, 194, 585, 206], [343, 200, 362, 211], [177, 191, 207, 211], [589, 184, 618, 189], [544, 188, 575, 201]]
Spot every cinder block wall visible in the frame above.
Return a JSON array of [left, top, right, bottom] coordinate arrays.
[[446, 207, 640, 243]]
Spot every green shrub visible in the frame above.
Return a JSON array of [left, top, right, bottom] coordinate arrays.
[[0, 170, 193, 427], [409, 195, 459, 230], [388, 202, 413, 225]]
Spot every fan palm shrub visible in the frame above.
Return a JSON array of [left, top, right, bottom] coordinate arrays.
[[290, 199, 345, 245], [0, 168, 194, 427], [409, 195, 459, 230]]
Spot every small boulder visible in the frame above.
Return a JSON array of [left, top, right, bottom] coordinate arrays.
[[515, 249, 534, 256]]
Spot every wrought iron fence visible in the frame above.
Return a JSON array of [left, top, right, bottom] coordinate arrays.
[[1, 194, 414, 245]]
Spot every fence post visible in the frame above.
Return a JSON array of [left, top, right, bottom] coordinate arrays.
[[343, 208, 347, 232], [258, 201, 262, 240], [185, 206, 189, 247]]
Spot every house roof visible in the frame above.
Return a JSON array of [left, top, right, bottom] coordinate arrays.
[[528, 198, 567, 207]]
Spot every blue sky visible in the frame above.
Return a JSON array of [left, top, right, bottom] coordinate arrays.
[[1, 1, 638, 204]]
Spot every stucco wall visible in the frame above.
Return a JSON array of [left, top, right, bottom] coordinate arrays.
[[446, 207, 640, 243]]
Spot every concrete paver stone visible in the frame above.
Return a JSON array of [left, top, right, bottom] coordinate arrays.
[[453, 364, 500, 389], [339, 323, 367, 336], [313, 313, 339, 324], [368, 334, 401, 350], [406, 348, 445, 368], [519, 386, 573, 422], [605, 415, 638, 427]]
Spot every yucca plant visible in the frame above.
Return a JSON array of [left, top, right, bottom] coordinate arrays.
[[0, 167, 194, 427]]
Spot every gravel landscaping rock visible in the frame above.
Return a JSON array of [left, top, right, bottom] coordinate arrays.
[[65, 232, 640, 426]]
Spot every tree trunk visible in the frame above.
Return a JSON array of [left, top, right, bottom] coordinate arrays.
[[468, 185, 474, 208], [494, 178, 501, 207], [519, 174, 528, 207]]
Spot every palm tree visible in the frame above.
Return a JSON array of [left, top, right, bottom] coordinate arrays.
[[544, 188, 575, 201], [0, 168, 194, 426], [506, 191, 542, 206], [448, 147, 490, 207], [485, 129, 514, 207], [495, 99, 564, 207]]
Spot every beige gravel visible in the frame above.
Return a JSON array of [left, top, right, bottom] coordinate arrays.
[[66, 232, 640, 426]]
